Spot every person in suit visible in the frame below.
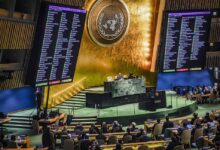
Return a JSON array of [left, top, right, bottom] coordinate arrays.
[[89, 124, 99, 134], [203, 122, 213, 136], [0, 133, 7, 148], [136, 128, 146, 139], [42, 126, 55, 150], [112, 121, 123, 132], [129, 122, 138, 132], [178, 122, 188, 135], [213, 125, 220, 147], [96, 131, 106, 145], [163, 116, 174, 132], [35, 88, 43, 117], [166, 134, 181, 150], [203, 112, 212, 123], [79, 133, 91, 150], [96, 131, 106, 141], [191, 123, 203, 141], [6, 135, 18, 149], [136, 128, 151, 142], [101, 122, 108, 133], [191, 113, 199, 124], [163, 116, 174, 138], [74, 123, 84, 135]]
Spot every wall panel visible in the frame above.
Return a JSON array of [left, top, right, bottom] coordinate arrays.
[[0, 20, 34, 90], [0, 0, 84, 90]]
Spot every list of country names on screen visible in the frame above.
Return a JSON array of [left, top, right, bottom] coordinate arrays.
[[36, 5, 86, 86], [163, 11, 211, 72]]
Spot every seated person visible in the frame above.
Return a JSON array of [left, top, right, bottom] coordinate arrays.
[[166, 134, 181, 150], [213, 126, 220, 147], [129, 122, 138, 132], [128, 73, 135, 79], [6, 135, 18, 149], [115, 143, 122, 150], [74, 123, 84, 135], [163, 116, 174, 133], [115, 73, 123, 80], [203, 122, 213, 136], [191, 123, 203, 141], [96, 131, 106, 141], [191, 113, 199, 124], [136, 128, 151, 142], [112, 121, 123, 132], [89, 124, 99, 134], [136, 128, 146, 139], [123, 128, 133, 143], [106, 76, 113, 82], [152, 118, 161, 131], [79, 133, 91, 150], [0, 133, 7, 148], [203, 112, 213, 123], [101, 122, 108, 133], [178, 122, 188, 135], [210, 109, 218, 120]]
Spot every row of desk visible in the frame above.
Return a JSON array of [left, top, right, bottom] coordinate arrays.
[[100, 141, 169, 150]]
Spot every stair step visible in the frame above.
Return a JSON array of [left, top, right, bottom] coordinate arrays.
[[3, 124, 32, 129], [72, 116, 97, 119], [72, 98, 85, 101], [64, 101, 85, 104], [8, 115, 32, 119], [72, 118, 97, 121], [73, 95, 85, 99], [10, 118, 32, 122], [59, 104, 85, 107], [79, 90, 88, 93], [77, 93, 86, 96], [55, 106, 81, 109], [70, 121, 97, 125], [6, 121, 32, 125]]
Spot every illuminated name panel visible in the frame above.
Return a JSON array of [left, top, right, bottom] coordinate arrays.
[[26, 2, 86, 87], [161, 11, 211, 72]]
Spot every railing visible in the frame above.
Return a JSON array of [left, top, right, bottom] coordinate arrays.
[[49, 77, 87, 108], [94, 92, 192, 118]]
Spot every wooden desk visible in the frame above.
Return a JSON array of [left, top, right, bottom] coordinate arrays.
[[88, 131, 139, 141], [100, 141, 169, 150], [144, 115, 194, 130], [38, 113, 65, 126]]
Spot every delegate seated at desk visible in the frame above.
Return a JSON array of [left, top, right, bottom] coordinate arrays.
[[115, 73, 123, 80]]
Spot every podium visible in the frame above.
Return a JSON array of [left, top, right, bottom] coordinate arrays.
[[104, 77, 146, 97]]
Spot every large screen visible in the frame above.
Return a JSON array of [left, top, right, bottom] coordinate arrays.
[[0, 87, 35, 114], [26, 2, 86, 87], [159, 11, 211, 72], [157, 70, 214, 91]]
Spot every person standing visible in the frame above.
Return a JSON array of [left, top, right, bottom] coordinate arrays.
[[36, 88, 43, 117]]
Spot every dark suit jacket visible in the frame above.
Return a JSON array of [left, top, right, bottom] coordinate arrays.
[[163, 121, 174, 132], [42, 132, 55, 150]]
